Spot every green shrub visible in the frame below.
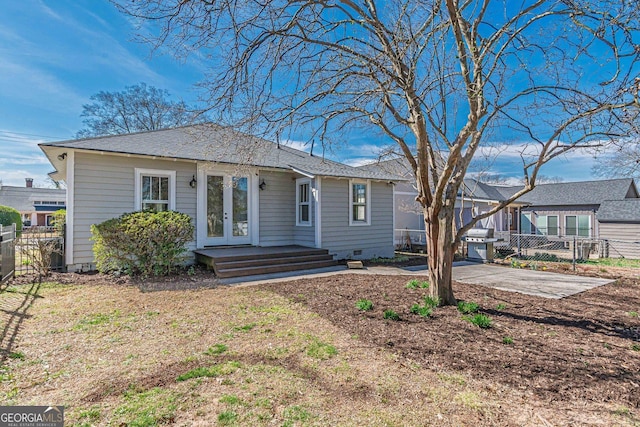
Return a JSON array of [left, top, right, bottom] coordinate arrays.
[[0, 205, 22, 235], [405, 279, 429, 289], [502, 336, 514, 345], [383, 309, 400, 321], [464, 314, 492, 329], [91, 210, 194, 276], [410, 303, 432, 317], [457, 301, 479, 314], [355, 299, 373, 311], [51, 209, 66, 235], [423, 295, 440, 308]]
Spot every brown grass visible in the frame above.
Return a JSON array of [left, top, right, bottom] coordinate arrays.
[[0, 269, 638, 426]]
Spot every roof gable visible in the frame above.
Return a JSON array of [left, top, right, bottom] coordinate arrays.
[[597, 199, 640, 222]]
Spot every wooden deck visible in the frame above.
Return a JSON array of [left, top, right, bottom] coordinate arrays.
[[194, 245, 336, 279]]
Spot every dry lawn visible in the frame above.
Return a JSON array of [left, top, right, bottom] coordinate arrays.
[[0, 266, 638, 426]]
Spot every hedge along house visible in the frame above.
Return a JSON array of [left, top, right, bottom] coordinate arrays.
[[39, 124, 402, 276]]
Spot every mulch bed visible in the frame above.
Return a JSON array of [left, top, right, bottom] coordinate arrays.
[[261, 271, 640, 410]]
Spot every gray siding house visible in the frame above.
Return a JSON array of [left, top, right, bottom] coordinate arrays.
[[359, 158, 522, 247], [596, 199, 640, 258], [506, 178, 639, 238], [361, 157, 640, 258], [40, 125, 401, 272]]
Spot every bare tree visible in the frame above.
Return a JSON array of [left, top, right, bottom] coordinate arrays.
[[77, 83, 202, 138], [593, 139, 640, 178], [115, 0, 640, 304]]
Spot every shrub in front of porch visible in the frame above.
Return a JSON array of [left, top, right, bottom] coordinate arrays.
[[0, 205, 22, 235], [91, 210, 194, 276]]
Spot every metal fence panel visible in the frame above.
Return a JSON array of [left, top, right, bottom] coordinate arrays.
[[394, 228, 427, 251], [15, 226, 65, 276], [0, 224, 16, 283], [495, 233, 611, 263], [601, 239, 640, 259]]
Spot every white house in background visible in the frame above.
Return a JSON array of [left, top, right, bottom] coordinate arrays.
[[40, 124, 403, 273], [0, 178, 66, 227]]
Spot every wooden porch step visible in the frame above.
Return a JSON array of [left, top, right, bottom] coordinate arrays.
[[208, 248, 329, 263], [194, 245, 337, 279], [216, 259, 337, 278], [215, 254, 333, 270]]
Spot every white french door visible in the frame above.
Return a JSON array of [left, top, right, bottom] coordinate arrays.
[[199, 172, 252, 246]]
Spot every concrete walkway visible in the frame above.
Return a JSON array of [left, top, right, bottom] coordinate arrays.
[[221, 261, 614, 299]]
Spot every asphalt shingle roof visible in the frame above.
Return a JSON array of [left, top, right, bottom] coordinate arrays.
[[0, 186, 66, 212], [40, 125, 403, 181], [358, 157, 638, 208], [498, 178, 637, 206], [596, 199, 640, 222]]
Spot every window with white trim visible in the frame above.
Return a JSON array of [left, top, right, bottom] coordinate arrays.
[[565, 215, 591, 237], [135, 168, 176, 212], [536, 215, 558, 236], [296, 178, 311, 226], [349, 180, 370, 225]]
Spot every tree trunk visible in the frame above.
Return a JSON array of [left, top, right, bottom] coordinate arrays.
[[425, 206, 457, 306]]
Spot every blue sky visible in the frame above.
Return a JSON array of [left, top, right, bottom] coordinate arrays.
[[0, 0, 602, 188]]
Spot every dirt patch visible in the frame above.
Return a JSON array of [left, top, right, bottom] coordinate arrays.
[[9, 264, 225, 292], [262, 272, 640, 415]]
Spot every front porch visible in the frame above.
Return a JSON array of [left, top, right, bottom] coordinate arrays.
[[194, 245, 336, 279]]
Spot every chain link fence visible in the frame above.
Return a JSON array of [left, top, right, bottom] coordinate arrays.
[[395, 228, 640, 267], [394, 228, 427, 252], [494, 233, 640, 266]]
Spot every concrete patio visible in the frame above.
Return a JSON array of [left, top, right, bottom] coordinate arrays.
[[450, 263, 614, 299], [223, 261, 615, 299]]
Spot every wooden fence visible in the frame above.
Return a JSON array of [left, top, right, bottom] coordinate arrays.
[[0, 224, 16, 283]]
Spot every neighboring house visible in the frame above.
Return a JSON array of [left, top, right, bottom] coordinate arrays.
[[40, 124, 402, 272], [361, 157, 640, 258], [0, 179, 66, 227], [505, 178, 639, 239], [358, 158, 524, 247], [594, 199, 640, 258]]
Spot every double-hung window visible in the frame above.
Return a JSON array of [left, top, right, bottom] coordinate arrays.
[[350, 180, 370, 226], [296, 178, 311, 226], [135, 168, 176, 212], [565, 215, 590, 237]]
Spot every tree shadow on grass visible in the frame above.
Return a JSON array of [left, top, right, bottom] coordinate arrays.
[[0, 277, 42, 365]]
